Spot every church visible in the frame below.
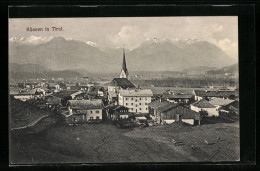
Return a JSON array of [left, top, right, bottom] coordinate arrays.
[[107, 49, 153, 114], [107, 48, 136, 93]]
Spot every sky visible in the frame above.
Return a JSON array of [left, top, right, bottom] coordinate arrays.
[[9, 17, 238, 61]]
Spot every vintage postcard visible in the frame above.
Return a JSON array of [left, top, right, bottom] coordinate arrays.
[[9, 17, 239, 164]]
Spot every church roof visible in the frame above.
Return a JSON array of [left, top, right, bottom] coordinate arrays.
[[109, 78, 135, 89]]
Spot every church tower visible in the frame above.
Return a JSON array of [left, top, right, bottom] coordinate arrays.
[[120, 48, 129, 79]]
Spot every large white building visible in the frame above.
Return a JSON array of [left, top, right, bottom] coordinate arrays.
[[118, 89, 153, 113]]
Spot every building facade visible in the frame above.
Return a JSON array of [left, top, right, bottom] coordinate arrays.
[[66, 99, 104, 123], [118, 89, 153, 113]]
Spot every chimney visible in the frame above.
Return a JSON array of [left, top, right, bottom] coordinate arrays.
[[159, 98, 162, 102]]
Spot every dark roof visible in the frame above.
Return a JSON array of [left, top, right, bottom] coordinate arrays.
[[223, 100, 239, 109], [164, 94, 194, 99], [148, 100, 179, 113], [68, 99, 104, 110], [53, 90, 78, 98], [191, 99, 215, 108], [161, 106, 199, 119], [193, 90, 235, 98], [109, 78, 135, 89]]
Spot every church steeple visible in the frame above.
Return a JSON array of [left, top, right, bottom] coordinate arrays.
[[120, 48, 129, 79]]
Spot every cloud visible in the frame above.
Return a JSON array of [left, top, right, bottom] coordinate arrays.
[[209, 38, 238, 60], [108, 25, 146, 50]]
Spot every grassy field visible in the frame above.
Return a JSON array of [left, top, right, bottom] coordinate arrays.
[[10, 120, 239, 164]]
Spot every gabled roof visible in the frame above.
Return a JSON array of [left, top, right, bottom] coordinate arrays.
[[148, 100, 178, 113], [208, 98, 234, 106], [109, 78, 135, 89], [193, 90, 235, 98], [161, 106, 199, 119], [53, 90, 79, 98], [68, 99, 104, 110], [119, 89, 153, 97], [164, 94, 194, 99], [222, 100, 239, 109], [191, 99, 216, 108]]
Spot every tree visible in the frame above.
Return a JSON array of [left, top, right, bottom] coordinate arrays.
[[199, 109, 208, 118]]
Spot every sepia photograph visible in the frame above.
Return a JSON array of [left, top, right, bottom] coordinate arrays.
[[9, 16, 239, 164]]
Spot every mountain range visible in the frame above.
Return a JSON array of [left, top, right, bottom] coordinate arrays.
[[9, 36, 237, 73]]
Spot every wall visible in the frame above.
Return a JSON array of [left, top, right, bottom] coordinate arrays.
[[182, 119, 194, 125], [14, 95, 34, 101], [119, 95, 151, 113], [190, 105, 218, 117]]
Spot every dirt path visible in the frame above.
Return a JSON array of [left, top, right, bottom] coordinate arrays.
[[11, 115, 49, 130]]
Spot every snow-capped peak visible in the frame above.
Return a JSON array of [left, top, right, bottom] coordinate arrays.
[[172, 38, 200, 44], [86, 41, 97, 47], [9, 36, 54, 45]]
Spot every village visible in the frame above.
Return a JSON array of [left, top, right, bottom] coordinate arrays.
[[10, 49, 239, 129], [9, 49, 240, 163]]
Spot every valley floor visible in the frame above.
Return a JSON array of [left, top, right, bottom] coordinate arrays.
[[10, 120, 239, 164]]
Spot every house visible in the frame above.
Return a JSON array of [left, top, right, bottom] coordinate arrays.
[[105, 105, 131, 121], [108, 78, 136, 92], [160, 106, 201, 125], [148, 99, 201, 125], [208, 98, 235, 110], [52, 90, 80, 106], [148, 99, 178, 124], [47, 83, 60, 92], [12, 89, 36, 101], [163, 94, 194, 104], [45, 95, 62, 109], [219, 100, 239, 115], [66, 99, 104, 124], [193, 89, 235, 101], [34, 88, 46, 99], [118, 89, 153, 113], [107, 91, 118, 104], [190, 99, 218, 117]]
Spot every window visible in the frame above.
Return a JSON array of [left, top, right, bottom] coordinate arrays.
[[126, 103, 128, 106], [90, 117, 94, 120], [126, 98, 128, 101], [90, 111, 93, 114], [146, 108, 148, 110], [139, 108, 142, 110], [136, 104, 138, 107], [96, 110, 99, 113], [145, 98, 147, 100], [135, 99, 137, 102], [131, 98, 134, 100], [96, 116, 100, 120], [140, 98, 142, 100], [139, 103, 141, 105], [131, 103, 133, 105], [145, 103, 148, 105]]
